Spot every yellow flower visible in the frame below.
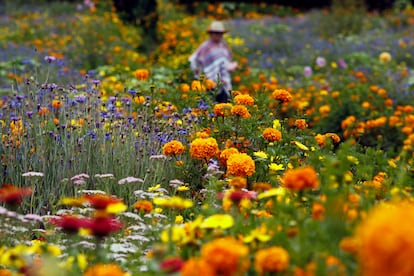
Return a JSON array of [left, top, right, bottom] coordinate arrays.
[[243, 225, 272, 243], [177, 186, 190, 192], [347, 155, 359, 164], [148, 184, 161, 192], [293, 140, 309, 151], [58, 196, 87, 207], [253, 151, 268, 159], [175, 215, 184, 224], [153, 196, 193, 209], [161, 225, 186, 243], [269, 163, 284, 172], [379, 52, 392, 63], [258, 187, 286, 200], [106, 202, 127, 214], [273, 119, 281, 129], [201, 214, 234, 229]]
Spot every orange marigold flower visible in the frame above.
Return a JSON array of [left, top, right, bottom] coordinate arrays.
[[262, 128, 282, 142], [83, 263, 128, 276], [181, 258, 215, 276], [226, 153, 256, 177], [311, 202, 325, 220], [213, 103, 233, 117], [231, 105, 251, 118], [191, 80, 202, 91], [228, 176, 247, 190], [355, 201, 414, 276], [163, 140, 185, 156], [180, 83, 190, 93], [219, 147, 239, 166], [315, 133, 326, 146], [272, 89, 292, 103], [294, 119, 308, 129], [52, 99, 62, 109], [190, 137, 219, 160], [134, 68, 150, 80], [201, 237, 250, 276], [254, 246, 290, 275], [252, 182, 272, 192], [234, 94, 255, 106], [204, 79, 216, 90], [133, 200, 153, 214], [282, 166, 320, 191]]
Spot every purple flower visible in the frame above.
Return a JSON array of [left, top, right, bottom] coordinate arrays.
[[338, 59, 348, 69], [44, 56, 56, 63], [303, 66, 312, 77]]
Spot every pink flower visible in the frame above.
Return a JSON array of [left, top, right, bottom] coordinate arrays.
[[316, 56, 326, 67]]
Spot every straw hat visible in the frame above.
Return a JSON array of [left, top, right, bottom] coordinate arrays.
[[207, 21, 227, 33]]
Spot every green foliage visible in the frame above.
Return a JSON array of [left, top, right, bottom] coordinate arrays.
[[311, 0, 367, 38]]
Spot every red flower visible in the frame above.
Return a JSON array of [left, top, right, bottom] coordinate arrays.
[[50, 214, 91, 234], [159, 257, 184, 273], [88, 217, 123, 238], [0, 184, 32, 205], [83, 194, 123, 210]]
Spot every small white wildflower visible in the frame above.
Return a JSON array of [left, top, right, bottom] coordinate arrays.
[[22, 172, 44, 177], [94, 174, 114, 179], [118, 176, 144, 185]]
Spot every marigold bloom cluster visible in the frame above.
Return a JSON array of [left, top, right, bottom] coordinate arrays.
[[315, 133, 341, 146], [231, 105, 251, 118], [282, 166, 320, 191], [83, 263, 129, 276], [272, 89, 292, 103], [134, 68, 150, 80], [200, 237, 250, 275], [254, 246, 290, 275], [234, 94, 255, 106], [355, 201, 414, 276], [162, 140, 185, 156], [181, 258, 215, 276], [226, 153, 256, 177], [262, 128, 282, 142], [213, 103, 233, 117], [190, 137, 219, 160], [219, 147, 239, 166], [133, 200, 153, 213]]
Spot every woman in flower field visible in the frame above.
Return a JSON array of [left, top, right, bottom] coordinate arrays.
[[189, 20, 239, 103]]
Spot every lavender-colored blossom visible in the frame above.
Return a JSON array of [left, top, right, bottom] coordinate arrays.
[[304, 66, 312, 77], [316, 56, 326, 67], [44, 55, 56, 63], [70, 173, 90, 181], [338, 58, 348, 69]]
